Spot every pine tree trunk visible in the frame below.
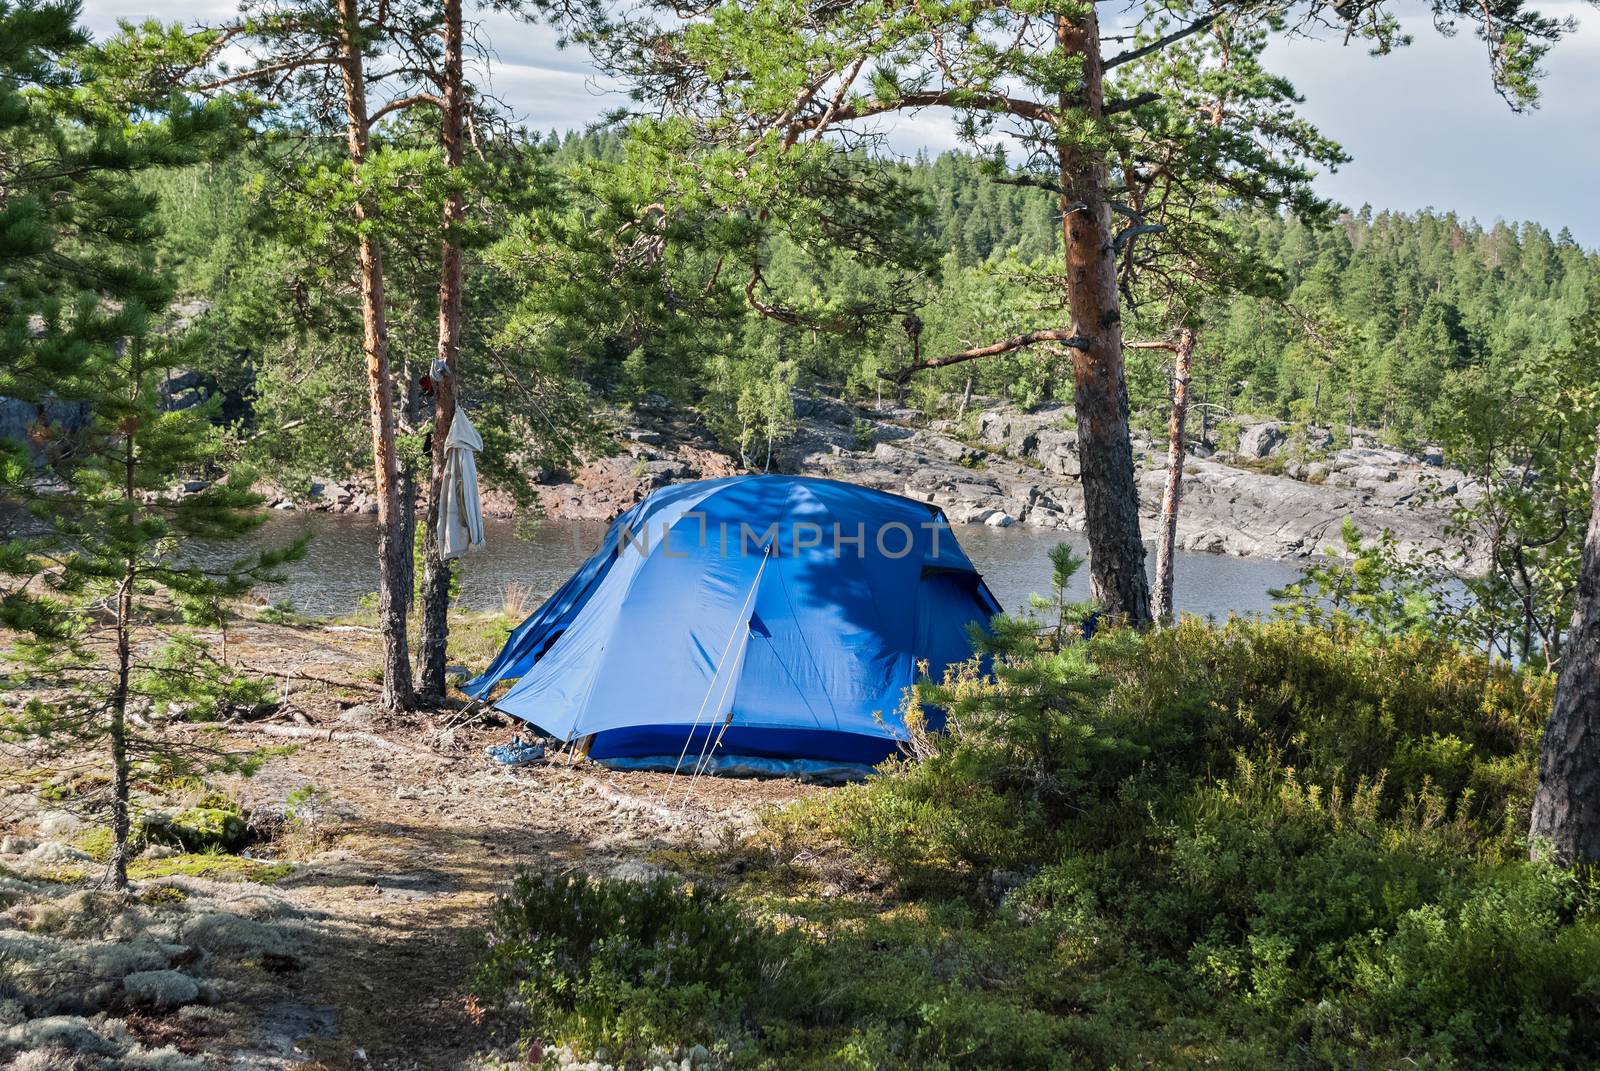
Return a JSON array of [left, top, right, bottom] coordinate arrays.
[[1152, 327, 1195, 625], [338, 0, 414, 711], [1529, 426, 1600, 864], [109, 569, 132, 891], [419, 0, 466, 701], [957, 373, 973, 420], [108, 426, 137, 891], [1057, 11, 1151, 627]]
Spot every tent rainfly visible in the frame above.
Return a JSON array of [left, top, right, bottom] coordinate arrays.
[[465, 475, 1001, 766]]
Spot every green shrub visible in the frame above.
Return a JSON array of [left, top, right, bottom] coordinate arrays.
[[476, 873, 774, 1062], [1336, 864, 1600, 1065], [480, 618, 1589, 1069], [753, 619, 1575, 1066]]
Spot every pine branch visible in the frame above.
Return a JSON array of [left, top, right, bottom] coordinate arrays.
[[1103, 13, 1219, 71], [881, 329, 1089, 385], [1104, 91, 1159, 116], [803, 89, 1058, 130], [190, 54, 341, 92], [367, 91, 445, 124]]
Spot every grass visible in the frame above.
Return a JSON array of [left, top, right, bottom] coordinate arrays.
[[326, 594, 527, 684]]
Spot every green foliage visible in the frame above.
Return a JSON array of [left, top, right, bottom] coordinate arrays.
[[1271, 518, 1456, 640], [1435, 298, 1600, 664], [136, 634, 277, 721], [146, 804, 248, 854], [284, 783, 336, 844], [1195, 209, 1596, 440], [257, 599, 304, 625], [482, 618, 1585, 1068], [0, 5, 294, 885], [702, 343, 798, 468], [128, 853, 294, 883], [477, 873, 774, 1063]]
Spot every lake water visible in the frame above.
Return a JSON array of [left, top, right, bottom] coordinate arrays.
[[234, 512, 1306, 621]]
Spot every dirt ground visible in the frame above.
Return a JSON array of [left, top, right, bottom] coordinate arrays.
[[229, 616, 823, 1070], [1, 619, 824, 1070], [223, 725, 818, 1070]]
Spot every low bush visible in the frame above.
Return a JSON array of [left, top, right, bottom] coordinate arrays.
[[476, 873, 778, 1064], [479, 618, 1593, 1069]]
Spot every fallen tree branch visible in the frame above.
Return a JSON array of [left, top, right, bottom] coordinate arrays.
[[237, 664, 381, 693], [221, 722, 449, 762]]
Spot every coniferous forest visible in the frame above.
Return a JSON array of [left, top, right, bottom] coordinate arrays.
[[5, 0, 1600, 1067]]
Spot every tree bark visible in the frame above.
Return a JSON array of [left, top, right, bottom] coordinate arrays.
[[1152, 327, 1195, 624], [337, 0, 414, 711], [108, 416, 138, 891], [1057, 11, 1152, 627], [1529, 426, 1600, 864], [419, 0, 466, 701]]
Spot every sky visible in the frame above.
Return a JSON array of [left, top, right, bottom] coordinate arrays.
[[81, 1, 1600, 248]]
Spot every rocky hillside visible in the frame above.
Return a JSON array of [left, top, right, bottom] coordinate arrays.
[[512, 393, 1481, 566], [14, 361, 1473, 565]]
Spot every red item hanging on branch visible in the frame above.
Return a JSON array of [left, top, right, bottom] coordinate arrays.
[[420, 373, 434, 396]]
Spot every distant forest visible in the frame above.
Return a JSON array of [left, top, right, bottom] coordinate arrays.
[[151, 130, 1596, 482]]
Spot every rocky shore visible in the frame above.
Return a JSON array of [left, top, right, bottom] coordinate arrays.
[[267, 391, 1480, 566]]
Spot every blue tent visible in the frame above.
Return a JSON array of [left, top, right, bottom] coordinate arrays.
[[465, 475, 1001, 766]]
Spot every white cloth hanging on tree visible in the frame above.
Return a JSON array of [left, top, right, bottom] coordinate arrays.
[[438, 407, 485, 560]]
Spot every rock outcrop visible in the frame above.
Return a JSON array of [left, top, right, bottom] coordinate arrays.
[[253, 391, 1481, 566], [752, 397, 1476, 565]]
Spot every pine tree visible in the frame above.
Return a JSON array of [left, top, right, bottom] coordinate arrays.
[[592, 0, 1576, 627], [1530, 422, 1600, 865], [136, 0, 466, 711], [0, 0, 299, 889]]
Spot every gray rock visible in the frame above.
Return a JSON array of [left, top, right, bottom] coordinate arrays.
[[1342, 464, 1397, 483], [983, 511, 1016, 528], [165, 388, 207, 411], [1030, 429, 1080, 476], [977, 411, 1014, 445], [1237, 423, 1287, 459], [1336, 446, 1410, 467], [917, 433, 977, 464], [122, 969, 204, 1010], [870, 442, 907, 465], [1300, 426, 1335, 451], [609, 860, 668, 883], [793, 394, 858, 427]]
